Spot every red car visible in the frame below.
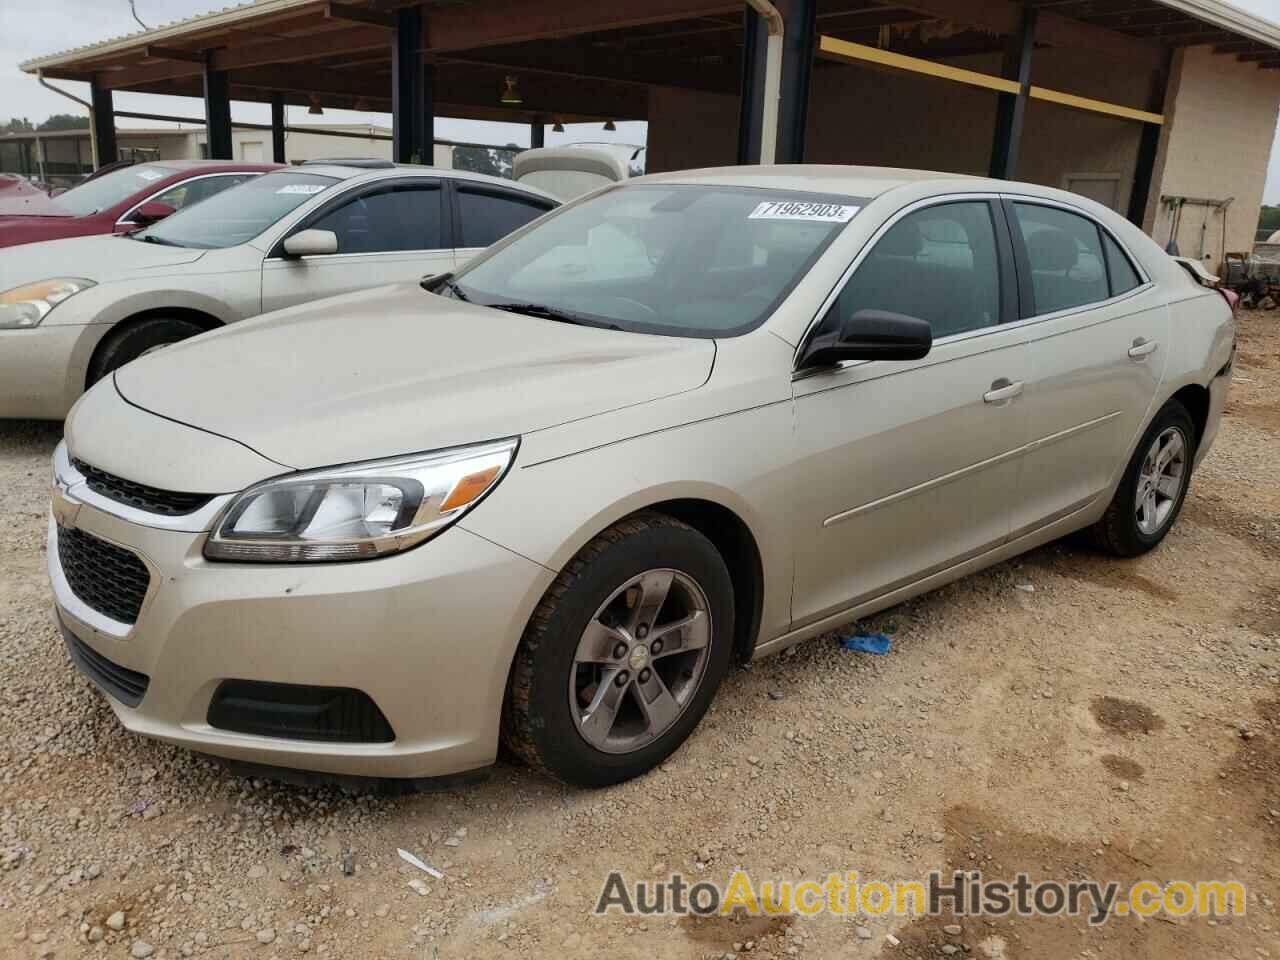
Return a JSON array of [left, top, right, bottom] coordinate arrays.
[[0, 159, 279, 249]]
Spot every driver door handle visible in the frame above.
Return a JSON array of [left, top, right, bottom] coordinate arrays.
[[1128, 337, 1159, 359], [983, 379, 1024, 404]]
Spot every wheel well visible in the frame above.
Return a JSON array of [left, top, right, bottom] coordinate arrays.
[[642, 499, 763, 664], [85, 308, 223, 389], [1170, 384, 1210, 448]]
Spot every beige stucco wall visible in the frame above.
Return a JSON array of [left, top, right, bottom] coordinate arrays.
[[645, 86, 739, 173], [1145, 45, 1280, 271]]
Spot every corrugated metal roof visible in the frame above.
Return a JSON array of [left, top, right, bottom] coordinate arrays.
[[16, 0, 1280, 75], [18, 0, 321, 73]]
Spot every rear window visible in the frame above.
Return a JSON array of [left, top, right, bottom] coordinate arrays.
[[457, 188, 553, 247]]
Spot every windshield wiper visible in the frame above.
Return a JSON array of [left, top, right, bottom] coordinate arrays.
[[134, 233, 182, 247], [424, 273, 470, 302], [487, 303, 621, 330]]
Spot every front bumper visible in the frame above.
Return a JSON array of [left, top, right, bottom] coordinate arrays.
[[0, 324, 109, 420], [49, 456, 554, 780]]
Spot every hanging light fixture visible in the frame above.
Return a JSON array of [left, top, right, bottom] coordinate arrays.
[[552, 120, 564, 133], [308, 96, 323, 116], [603, 120, 616, 132], [500, 76, 522, 106]]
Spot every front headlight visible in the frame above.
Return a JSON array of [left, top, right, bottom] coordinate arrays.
[[0, 278, 96, 329], [204, 438, 518, 563]]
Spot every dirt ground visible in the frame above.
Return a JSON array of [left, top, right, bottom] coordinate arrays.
[[1, 312, 1277, 960]]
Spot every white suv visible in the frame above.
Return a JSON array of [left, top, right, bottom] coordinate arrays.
[[0, 161, 557, 419]]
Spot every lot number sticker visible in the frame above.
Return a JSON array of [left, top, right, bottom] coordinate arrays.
[[277, 183, 327, 195], [748, 201, 859, 223]]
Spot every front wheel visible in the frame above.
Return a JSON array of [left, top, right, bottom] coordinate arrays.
[[502, 513, 735, 787], [87, 316, 206, 387], [1087, 399, 1196, 557]]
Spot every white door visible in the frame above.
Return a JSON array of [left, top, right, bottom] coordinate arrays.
[[1004, 200, 1169, 537], [261, 180, 455, 314], [240, 141, 265, 163], [790, 199, 1032, 626]]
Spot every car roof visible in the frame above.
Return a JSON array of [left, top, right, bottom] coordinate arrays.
[[149, 159, 282, 174], [636, 164, 975, 200], [295, 162, 558, 202]]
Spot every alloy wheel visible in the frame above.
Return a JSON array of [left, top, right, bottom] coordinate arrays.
[[568, 568, 712, 755], [1134, 425, 1187, 536]]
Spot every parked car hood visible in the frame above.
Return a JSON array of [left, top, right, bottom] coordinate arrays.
[[0, 233, 206, 288], [0, 190, 68, 218], [113, 283, 716, 471]]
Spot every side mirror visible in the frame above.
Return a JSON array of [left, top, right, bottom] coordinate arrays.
[[283, 228, 338, 258], [132, 201, 176, 224], [801, 309, 932, 368]]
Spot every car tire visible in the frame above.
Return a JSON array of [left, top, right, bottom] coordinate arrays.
[[87, 317, 206, 387], [502, 512, 735, 787], [1086, 399, 1197, 557]]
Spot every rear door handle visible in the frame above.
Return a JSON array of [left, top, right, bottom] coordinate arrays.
[[983, 378, 1024, 404], [1128, 337, 1158, 359]]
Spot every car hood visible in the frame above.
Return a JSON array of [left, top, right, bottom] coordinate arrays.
[[0, 233, 206, 288], [113, 284, 716, 471], [0, 191, 68, 217]]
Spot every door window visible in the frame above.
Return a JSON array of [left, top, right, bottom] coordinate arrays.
[[307, 184, 442, 254], [457, 188, 553, 247], [1013, 203, 1109, 314], [825, 201, 1002, 340], [1102, 232, 1142, 296]]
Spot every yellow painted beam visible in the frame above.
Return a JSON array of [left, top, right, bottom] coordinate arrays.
[[817, 35, 1019, 95], [817, 35, 1164, 126], [1028, 85, 1164, 125]]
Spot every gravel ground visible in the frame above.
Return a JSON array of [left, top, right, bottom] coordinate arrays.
[[1, 311, 1277, 960]]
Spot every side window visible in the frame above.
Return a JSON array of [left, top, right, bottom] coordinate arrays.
[[1013, 203, 1109, 314], [826, 201, 1001, 340], [307, 184, 442, 254], [1102, 232, 1142, 296], [457, 189, 552, 247]]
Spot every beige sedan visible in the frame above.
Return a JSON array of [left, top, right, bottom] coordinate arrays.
[[48, 166, 1234, 788]]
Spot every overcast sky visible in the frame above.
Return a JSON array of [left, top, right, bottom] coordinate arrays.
[[2, 0, 1279, 199]]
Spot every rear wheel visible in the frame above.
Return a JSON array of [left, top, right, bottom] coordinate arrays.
[[502, 512, 734, 787], [87, 316, 206, 387], [1087, 399, 1196, 557]]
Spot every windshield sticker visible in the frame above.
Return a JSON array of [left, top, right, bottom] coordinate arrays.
[[748, 201, 860, 223], [136, 170, 163, 182], [277, 183, 326, 195]]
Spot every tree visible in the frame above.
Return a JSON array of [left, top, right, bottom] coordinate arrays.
[[1, 118, 35, 134], [1259, 205, 1280, 239], [451, 144, 518, 180], [38, 114, 90, 131]]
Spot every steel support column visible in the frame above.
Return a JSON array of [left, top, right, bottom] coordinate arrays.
[[270, 95, 286, 163], [1128, 53, 1173, 228], [530, 120, 545, 149], [989, 4, 1036, 180], [776, 0, 815, 163], [203, 62, 233, 160], [393, 7, 434, 164], [89, 79, 117, 168], [737, 5, 766, 164]]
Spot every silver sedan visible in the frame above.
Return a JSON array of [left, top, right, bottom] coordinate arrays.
[[48, 165, 1234, 788]]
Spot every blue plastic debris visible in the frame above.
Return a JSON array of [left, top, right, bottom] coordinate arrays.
[[839, 632, 892, 655]]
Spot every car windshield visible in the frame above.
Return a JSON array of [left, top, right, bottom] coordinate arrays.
[[52, 164, 179, 216], [450, 184, 863, 337], [137, 171, 338, 249]]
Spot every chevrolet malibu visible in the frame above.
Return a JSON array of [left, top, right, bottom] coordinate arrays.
[[48, 166, 1234, 788]]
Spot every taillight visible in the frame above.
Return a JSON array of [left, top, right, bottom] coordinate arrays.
[[1217, 287, 1240, 317]]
